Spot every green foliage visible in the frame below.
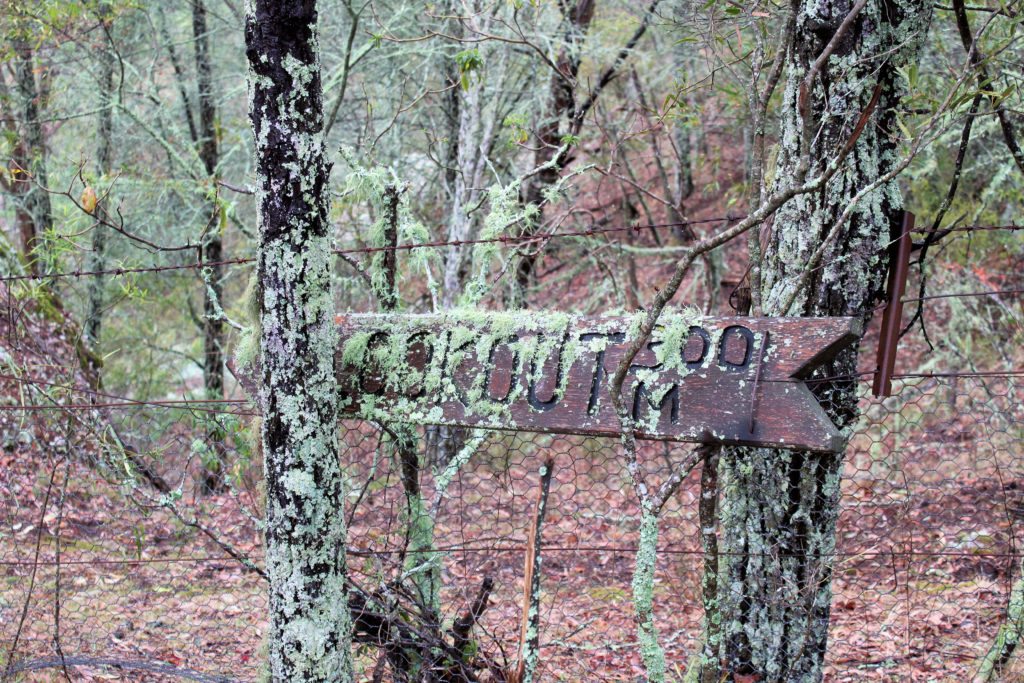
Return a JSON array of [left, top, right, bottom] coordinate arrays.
[[0, 230, 23, 278], [455, 48, 484, 90], [503, 113, 529, 146], [3, 0, 1024, 678]]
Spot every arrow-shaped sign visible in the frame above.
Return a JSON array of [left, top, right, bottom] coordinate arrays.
[[332, 312, 861, 453]]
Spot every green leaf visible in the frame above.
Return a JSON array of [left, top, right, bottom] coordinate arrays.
[[456, 49, 484, 89], [456, 48, 484, 74]]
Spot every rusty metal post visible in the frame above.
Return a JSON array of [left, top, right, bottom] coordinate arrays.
[[873, 211, 915, 397]]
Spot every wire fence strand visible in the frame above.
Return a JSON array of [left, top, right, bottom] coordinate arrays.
[[2, 215, 1024, 682]]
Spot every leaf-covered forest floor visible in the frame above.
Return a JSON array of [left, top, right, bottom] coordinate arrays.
[[2, 343, 1022, 682], [3, 204, 1024, 682]]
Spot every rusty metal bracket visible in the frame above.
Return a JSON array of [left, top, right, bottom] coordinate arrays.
[[873, 211, 915, 397]]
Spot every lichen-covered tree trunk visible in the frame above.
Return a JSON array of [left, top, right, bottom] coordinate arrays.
[[975, 558, 1024, 682], [246, 1, 353, 680], [713, 3, 931, 681]]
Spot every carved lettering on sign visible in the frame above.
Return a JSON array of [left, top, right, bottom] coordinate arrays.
[[334, 312, 862, 453]]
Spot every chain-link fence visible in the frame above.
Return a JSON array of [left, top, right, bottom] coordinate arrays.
[[2, 222, 1024, 681], [3, 364, 1023, 680]]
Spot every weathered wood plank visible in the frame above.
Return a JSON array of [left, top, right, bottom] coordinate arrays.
[[333, 311, 861, 453]]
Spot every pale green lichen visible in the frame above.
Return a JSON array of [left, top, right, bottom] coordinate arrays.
[[249, 12, 354, 678], [336, 309, 792, 680], [976, 556, 1024, 681], [632, 505, 667, 683], [707, 0, 933, 677], [459, 178, 536, 308], [434, 430, 487, 497], [339, 150, 436, 306], [234, 271, 262, 388], [340, 310, 584, 427], [337, 307, 751, 441]]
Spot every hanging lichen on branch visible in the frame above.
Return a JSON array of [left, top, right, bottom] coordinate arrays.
[[339, 149, 435, 309]]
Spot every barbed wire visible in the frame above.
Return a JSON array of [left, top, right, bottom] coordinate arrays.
[[0, 372, 248, 405], [0, 216, 743, 284], [0, 373, 251, 414], [912, 224, 1024, 233], [889, 369, 1024, 379], [0, 557, 252, 566], [0, 219, 1018, 290], [0, 256, 257, 283], [2, 401, 256, 414], [330, 215, 745, 256], [0, 224, 1017, 326], [2, 368, 1019, 680], [903, 287, 1024, 303], [3, 657, 239, 683], [2, 204, 1023, 680]]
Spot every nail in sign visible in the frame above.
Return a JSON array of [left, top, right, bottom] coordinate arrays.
[[335, 312, 861, 453]]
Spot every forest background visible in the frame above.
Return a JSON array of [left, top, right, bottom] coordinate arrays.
[[1, 0, 1024, 681]]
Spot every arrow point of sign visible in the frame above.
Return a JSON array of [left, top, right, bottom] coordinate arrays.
[[757, 381, 844, 452], [787, 317, 862, 380]]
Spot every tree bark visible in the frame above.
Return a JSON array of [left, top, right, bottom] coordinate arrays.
[[513, 0, 596, 307], [12, 39, 52, 276], [715, 2, 931, 681], [85, 2, 115, 367], [246, 1, 353, 680], [193, 0, 227, 494]]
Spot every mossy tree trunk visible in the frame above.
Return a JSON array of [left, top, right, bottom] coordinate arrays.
[[246, 1, 353, 680], [712, 2, 931, 682]]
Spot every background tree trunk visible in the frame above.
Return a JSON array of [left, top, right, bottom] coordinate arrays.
[[85, 2, 115, 375], [246, 1, 353, 680], [193, 0, 226, 494], [12, 39, 52, 276], [513, 0, 596, 308], [714, 2, 932, 681]]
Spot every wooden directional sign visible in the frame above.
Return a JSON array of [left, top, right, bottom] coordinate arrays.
[[335, 312, 861, 453]]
